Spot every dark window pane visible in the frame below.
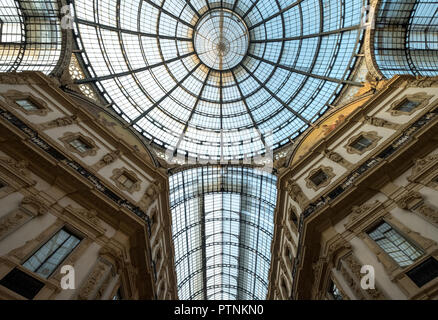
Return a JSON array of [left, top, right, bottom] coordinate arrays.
[[22, 228, 81, 278], [351, 136, 372, 151], [395, 99, 420, 113], [0, 268, 44, 299], [407, 258, 438, 288], [310, 170, 328, 186]]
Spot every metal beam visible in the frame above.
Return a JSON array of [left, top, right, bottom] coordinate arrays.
[[75, 18, 192, 42], [250, 25, 361, 43], [240, 63, 313, 125], [247, 53, 363, 86], [130, 62, 202, 124], [248, 0, 303, 30], [75, 52, 195, 84]]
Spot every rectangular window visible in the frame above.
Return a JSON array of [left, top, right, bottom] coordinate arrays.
[[395, 99, 420, 113], [406, 257, 438, 288], [368, 222, 424, 267], [328, 281, 343, 300], [22, 228, 81, 279], [69, 138, 91, 153], [310, 169, 328, 186], [350, 136, 372, 152], [15, 99, 40, 111], [117, 174, 136, 189], [0, 268, 45, 299]]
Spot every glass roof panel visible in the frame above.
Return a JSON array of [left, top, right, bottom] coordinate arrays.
[[169, 166, 277, 300], [72, 0, 365, 160]]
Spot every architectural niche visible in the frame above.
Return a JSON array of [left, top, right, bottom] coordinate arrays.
[[1, 90, 51, 116], [110, 168, 141, 194], [286, 181, 309, 210], [59, 132, 99, 157], [389, 93, 433, 116], [305, 165, 336, 192], [345, 131, 382, 155]]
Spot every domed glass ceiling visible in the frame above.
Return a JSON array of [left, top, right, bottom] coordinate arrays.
[[72, 0, 365, 160]]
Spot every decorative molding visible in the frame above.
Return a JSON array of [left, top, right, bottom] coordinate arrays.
[[38, 115, 78, 130], [0, 156, 31, 177], [59, 132, 99, 157], [0, 195, 49, 240], [20, 196, 49, 217], [363, 116, 401, 130], [286, 181, 309, 210], [416, 204, 438, 225], [76, 259, 111, 300], [305, 165, 336, 192], [389, 92, 433, 117], [404, 76, 438, 89], [324, 149, 352, 169], [408, 154, 438, 183], [0, 210, 30, 241], [396, 191, 424, 211], [396, 191, 438, 225], [63, 206, 107, 237], [7, 221, 63, 262], [345, 131, 382, 155], [138, 181, 162, 212], [341, 253, 386, 300], [1, 90, 51, 116], [344, 201, 383, 233], [110, 168, 141, 194], [91, 150, 121, 171]]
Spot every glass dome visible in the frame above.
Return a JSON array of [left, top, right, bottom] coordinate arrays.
[[72, 0, 364, 160]]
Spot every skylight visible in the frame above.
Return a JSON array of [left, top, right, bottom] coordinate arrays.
[[72, 0, 365, 160], [169, 166, 277, 300]]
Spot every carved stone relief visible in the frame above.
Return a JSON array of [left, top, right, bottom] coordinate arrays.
[[39, 115, 78, 130], [91, 150, 121, 171], [286, 181, 309, 210]]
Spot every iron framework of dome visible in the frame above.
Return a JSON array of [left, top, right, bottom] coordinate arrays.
[[72, 0, 366, 161]]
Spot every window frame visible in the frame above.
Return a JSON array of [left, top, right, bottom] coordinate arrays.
[[305, 165, 335, 191], [110, 168, 141, 194], [21, 226, 83, 280], [1, 90, 51, 116], [389, 93, 432, 116], [366, 220, 424, 268], [59, 132, 99, 158], [345, 131, 382, 155]]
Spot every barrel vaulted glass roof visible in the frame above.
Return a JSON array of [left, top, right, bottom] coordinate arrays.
[[169, 166, 277, 300], [72, 0, 365, 160], [0, 0, 63, 74]]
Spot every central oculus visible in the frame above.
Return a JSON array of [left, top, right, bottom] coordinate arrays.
[[194, 9, 249, 71]]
